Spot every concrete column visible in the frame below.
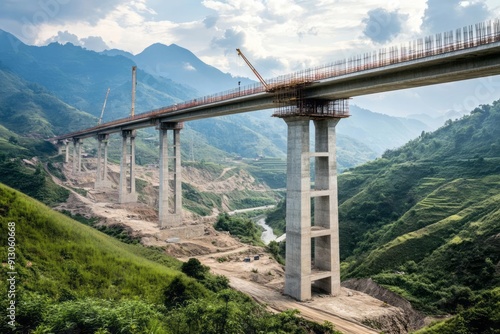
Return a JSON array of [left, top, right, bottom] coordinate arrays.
[[119, 130, 138, 203], [103, 140, 109, 183], [130, 135, 136, 194], [64, 141, 69, 163], [158, 122, 183, 228], [95, 134, 110, 189], [77, 141, 82, 173], [96, 139, 102, 184], [159, 124, 169, 228], [313, 119, 341, 296], [72, 138, 82, 174], [173, 129, 182, 216], [283, 116, 343, 301], [57, 140, 70, 163], [284, 117, 312, 301]]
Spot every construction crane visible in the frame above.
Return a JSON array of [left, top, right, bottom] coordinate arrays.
[[236, 48, 269, 91], [97, 88, 110, 125]]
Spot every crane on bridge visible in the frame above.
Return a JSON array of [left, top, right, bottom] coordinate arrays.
[[236, 48, 269, 91], [98, 88, 110, 125]]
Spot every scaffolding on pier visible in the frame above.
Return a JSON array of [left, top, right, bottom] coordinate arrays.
[[237, 48, 350, 118]]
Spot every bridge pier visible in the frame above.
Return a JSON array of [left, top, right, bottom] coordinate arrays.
[[158, 122, 183, 228], [119, 130, 138, 203], [72, 138, 82, 174], [95, 134, 111, 189], [283, 116, 342, 301], [57, 140, 70, 163]]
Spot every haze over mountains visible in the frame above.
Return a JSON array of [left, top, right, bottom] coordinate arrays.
[[0, 28, 433, 169]]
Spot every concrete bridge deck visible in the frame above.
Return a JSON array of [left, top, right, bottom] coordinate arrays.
[[54, 30, 500, 141]]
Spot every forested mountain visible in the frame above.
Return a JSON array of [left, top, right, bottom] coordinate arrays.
[[0, 28, 430, 168], [0, 30, 195, 122], [338, 101, 500, 330], [339, 105, 430, 155], [0, 66, 96, 138]]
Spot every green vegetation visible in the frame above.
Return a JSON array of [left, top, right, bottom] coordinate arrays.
[[335, 102, 500, 328], [0, 158, 69, 206], [183, 182, 223, 216], [267, 240, 286, 265], [266, 199, 286, 236], [214, 213, 264, 246], [0, 68, 97, 138], [246, 157, 287, 189], [0, 183, 338, 333], [415, 288, 500, 334]]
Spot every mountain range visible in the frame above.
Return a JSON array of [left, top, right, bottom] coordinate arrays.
[[0, 28, 430, 170]]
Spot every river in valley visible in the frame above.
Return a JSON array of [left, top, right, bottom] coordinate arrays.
[[257, 218, 278, 245]]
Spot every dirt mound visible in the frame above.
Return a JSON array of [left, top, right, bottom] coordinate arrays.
[[343, 278, 426, 333]]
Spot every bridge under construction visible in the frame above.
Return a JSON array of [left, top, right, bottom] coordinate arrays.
[[54, 20, 500, 301]]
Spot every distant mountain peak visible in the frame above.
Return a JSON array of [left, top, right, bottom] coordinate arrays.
[[0, 29, 24, 52]]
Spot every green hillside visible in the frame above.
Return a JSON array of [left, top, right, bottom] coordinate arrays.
[[336, 101, 500, 331], [0, 183, 338, 333], [0, 67, 96, 137]]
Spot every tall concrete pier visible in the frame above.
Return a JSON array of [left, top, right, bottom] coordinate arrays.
[[283, 116, 342, 301], [119, 130, 138, 203], [72, 138, 82, 174], [57, 140, 70, 163], [158, 122, 183, 228], [95, 134, 111, 189]]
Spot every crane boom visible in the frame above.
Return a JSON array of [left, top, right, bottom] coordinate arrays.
[[98, 88, 110, 125], [236, 48, 269, 90]]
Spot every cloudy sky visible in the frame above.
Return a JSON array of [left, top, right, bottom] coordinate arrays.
[[1, 0, 500, 117]]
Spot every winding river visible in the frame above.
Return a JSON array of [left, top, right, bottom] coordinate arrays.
[[257, 218, 278, 245]]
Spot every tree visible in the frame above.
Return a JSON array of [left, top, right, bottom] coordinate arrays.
[[181, 258, 209, 280], [8, 136, 18, 145]]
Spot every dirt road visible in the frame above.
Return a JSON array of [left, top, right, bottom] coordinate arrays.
[[223, 276, 378, 334]]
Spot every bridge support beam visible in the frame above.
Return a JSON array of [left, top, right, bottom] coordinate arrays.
[[283, 116, 341, 301], [72, 138, 82, 174], [158, 122, 183, 228], [57, 140, 70, 163], [95, 134, 111, 189], [119, 130, 138, 203]]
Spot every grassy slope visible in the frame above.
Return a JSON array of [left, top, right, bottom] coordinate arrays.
[[0, 183, 181, 303]]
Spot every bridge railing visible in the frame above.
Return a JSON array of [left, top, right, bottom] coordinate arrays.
[[297, 19, 500, 84], [56, 19, 500, 140]]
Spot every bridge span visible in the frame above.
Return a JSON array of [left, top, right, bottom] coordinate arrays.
[[54, 20, 500, 302]]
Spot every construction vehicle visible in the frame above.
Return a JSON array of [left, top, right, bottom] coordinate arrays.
[[98, 88, 110, 125]]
